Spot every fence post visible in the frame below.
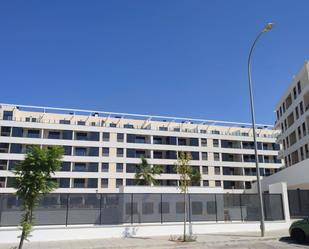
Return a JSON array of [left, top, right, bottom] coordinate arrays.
[[0, 194, 2, 227], [100, 193, 102, 225], [214, 194, 218, 222], [239, 194, 243, 221], [65, 193, 69, 227], [160, 194, 163, 224], [297, 188, 302, 215], [131, 193, 133, 224], [188, 194, 191, 223]]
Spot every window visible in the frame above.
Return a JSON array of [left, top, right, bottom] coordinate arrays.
[[77, 121, 86, 126], [213, 139, 219, 147], [159, 126, 168, 131], [293, 87, 297, 99], [211, 130, 220, 135], [116, 179, 123, 188], [8, 160, 19, 170], [63, 146, 72, 155], [126, 164, 136, 173], [3, 111, 13, 120], [75, 147, 87, 156], [101, 178, 108, 188], [109, 123, 117, 128], [300, 147, 304, 161], [63, 130, 73, 140], [48, 131, 60, 139], [102, 132, 110, 141], [214, 166, 221, 175], [27, 129, 40, 138], [202, 166, 208, 174], [116, 163, 123, 172], [203, 180, 209, 187], [76, 132, 87, 140], [124, 124, 134, 129], [297, 81, 301, 94], [73, 179, 85, 188], [117, 133, 124, 142], [102, 163, 109, 172], [87, 179, 98, 188], [201, 138, 207, 146], [59, 120, 70, 125], [1, 126, 11, 136], [117, 148, 124, 157], [300, 101, 304, 115], [298, 126, 302, 139], [201, 152, 208, 160], [89, 147, 99, 157], [302, 122, 307, 136], [73, 163, 86, 172], [214, 153, 220, 161], [59, 178, 70, 188], [60, 162, 71, 171], [295, 106, 299, 119], [215, 180, 221, 187], [88, 163, 98, 172], [9, 143, 22, 153], [0, 160, 7, 170], [102, 147, 109, 156]]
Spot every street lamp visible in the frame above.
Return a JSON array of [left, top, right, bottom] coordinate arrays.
[[247, 22, 273, 237]]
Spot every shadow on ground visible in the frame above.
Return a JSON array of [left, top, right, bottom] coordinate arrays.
[[279, 236, 309, 247]]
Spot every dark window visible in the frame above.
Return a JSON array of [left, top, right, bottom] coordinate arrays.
[[1, 126, 11, 136], [63, 146, 72, 155], [48, 131, 61, 139], [190, 138, 199, 146], [63, 130, 73, 140], [60, 162, 71, 171], [73, 179, 85, 188], [215, 180, 221, 187], [124, 124, 134, 129], [109, 123, 117, 128], [202, 152, 208, 160], [116, 179, 123, 187], [88, 163, 98, 172], [117, 148, 124, 157], [59, 120, 70, 125], [6, 177, 16, 187], [103, 132, 110, 141], [89, 132, 100, 141], [202, 166, 208, 174], [89, 147, 99, 156], [8, 160, 19, 170], [297, 81, 301, 94], [59, 178, 70, 188], [203, 180, 209, 187], [87, 179, 98, 188], [101, 178, 108, 188], [10, 144, 22, 153], [77, 121, 85, 125], [117, 133, 124, 142], [116, 163, 123, 172], [12, 127, 23, 137], [214, 153, 220, 161], [27, 129, 40, 138], [3, 111, 13, 120], [73, 163, 86, 172], [214, 166, 220, 175], [201, 138, 207, 146], [126, 164, 136, 173], [213, 139, 219, 147], [102, 147, 109, 156], [75, 147, 87, 156], [102, 163, 109, 172]]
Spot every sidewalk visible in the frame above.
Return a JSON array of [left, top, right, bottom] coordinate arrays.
[[1, 230, 306, 249]]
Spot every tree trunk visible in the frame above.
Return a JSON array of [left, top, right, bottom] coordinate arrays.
[[18, 229, 25, 249], [183, 188, 187, 242]]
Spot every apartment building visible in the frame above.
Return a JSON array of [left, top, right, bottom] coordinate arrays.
[[0, 103, 283, 193], [275, 61, 309, 167]]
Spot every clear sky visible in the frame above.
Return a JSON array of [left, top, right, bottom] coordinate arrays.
[[0, 1, 308, 125]]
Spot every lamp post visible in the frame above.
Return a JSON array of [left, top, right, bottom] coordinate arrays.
[[247, 22, 273, 237]]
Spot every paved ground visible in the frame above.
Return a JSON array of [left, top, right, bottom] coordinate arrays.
[[1, 230, 308, 249]]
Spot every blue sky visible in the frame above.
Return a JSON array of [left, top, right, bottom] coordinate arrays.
[[0, 1, 308, 125]]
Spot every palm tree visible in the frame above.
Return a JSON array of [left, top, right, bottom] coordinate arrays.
[[176, 151, 201, 242], [135, 157, 163, 185]]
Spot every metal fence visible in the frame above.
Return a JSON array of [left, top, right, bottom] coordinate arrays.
[[0, 193, 284, 227], [288, 189, 309, 218]]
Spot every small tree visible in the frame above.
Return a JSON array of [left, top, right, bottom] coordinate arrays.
[[135, 157, 163, 185], [176, 151, 201, 242], [14, 145, 64, 249]]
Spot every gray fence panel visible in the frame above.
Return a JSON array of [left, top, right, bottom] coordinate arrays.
[[161, 193, 189, 223], [0, 194, 22, 226], [189, 194, 216, 222], [33, 194, 67, 225], [288, 190, 309, 218], [240, 194, 260, 221], [67, 194, 100, 225], [216, 194, 242, 221], [131, 193, 161, 223], [101, 194, 125, 224], [263, 194, 284, 221]]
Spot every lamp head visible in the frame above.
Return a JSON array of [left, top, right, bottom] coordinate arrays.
[[262, 23, 274, 33]]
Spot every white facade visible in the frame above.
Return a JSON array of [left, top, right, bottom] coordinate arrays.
[[0, 103, 283, 193], [275, 60, 309, 167]]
